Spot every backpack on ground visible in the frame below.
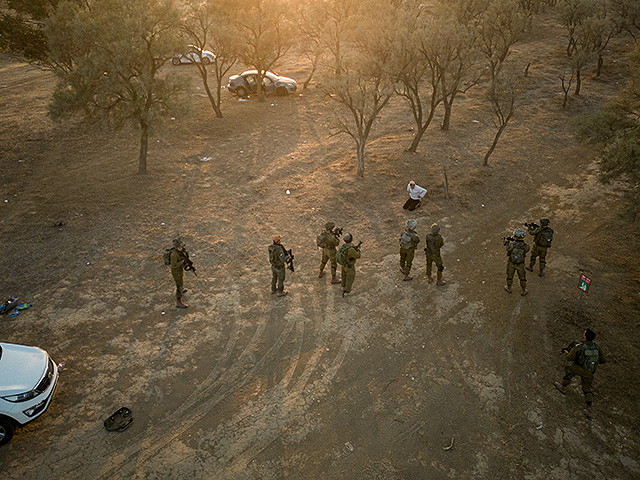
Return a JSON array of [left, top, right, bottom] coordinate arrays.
[[316, 231, 330, 248], [336, 244, 351, 266], [538, 228, 554, 248], [163, 248, 175, 266], [399, 230, 415, 250], [578, 343, 600, 372], [510, 242, 526, 264]]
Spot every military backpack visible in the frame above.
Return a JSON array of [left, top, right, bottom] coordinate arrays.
[[163, 248, 175, 266], [399, 230, 416, 250], [537, 228, 554, 248], [316, 231, 330, 248], [578, 343, 600, 373], [509, 242, 526, 264], [336, 244, 351, 266]]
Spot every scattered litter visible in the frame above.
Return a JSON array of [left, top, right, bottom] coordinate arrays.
[[472, 120, 480, 123], [457, 259, 460, 262], [303, 140, 307, 144], [291, 156, 294, 159], [8, 303, 31, 318], [443, 437, 455, 451], [0, 297, 19, 316], [481, 204, 485, 207], [238, 98, 248, 102], [200, 156, 212, 162], [270, 103, 275, 106], [161, 222, 165, 226], [58, 362, 66, 372], [86, 262, 91, 266], [536, 423, 543, 430], [240, 150, 243, 154], [104, 407, 133, 432], [3, 200, 7, 203], [344, 442, 354, 452], [171, 117, 175, 120], [161, 311, 166, 315], [286, 190, 291, 195], [53, 220, 65, 228]]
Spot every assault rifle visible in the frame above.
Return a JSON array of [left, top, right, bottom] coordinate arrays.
[[183, 250, 198, 276], [331, 227, 343, 238], [503, 236, 516, 246], [283, 247, 295, 272], [524, 222, 540, 229], [354, 241, 363, 251]]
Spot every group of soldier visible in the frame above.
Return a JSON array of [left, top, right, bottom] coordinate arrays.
[[167, 215, 608, 419]]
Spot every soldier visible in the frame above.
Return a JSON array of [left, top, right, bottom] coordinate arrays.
[[170, 239, 189, 308], [399, 219, 420, 281], [339, 233, 361, 297], [318, 221, 341, 285], [554, 329, 606, 419], [425, 223, 446, 285], [268, 235, 289, 297], [526, 218, 554, 276], [504, 227, 530, 296]]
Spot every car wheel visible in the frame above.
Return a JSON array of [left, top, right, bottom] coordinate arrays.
[[202, 57, 211, 65], [0, 418, 15, 446], [172, 57, 181, 66], [235, 86, 247, 98], [276, 87, 288, 97]]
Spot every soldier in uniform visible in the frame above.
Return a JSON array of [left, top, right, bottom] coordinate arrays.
[[268, 235, 289, 297], [425, 223, 446, 285], [170, 239, 189, 308], [318, 221, 341, 284], [554, 329, 606, 419], [399, 219, 420, 281], [340, 233, 361, 297], [504, 227, 530, 296], [526, 218, 553, 276]]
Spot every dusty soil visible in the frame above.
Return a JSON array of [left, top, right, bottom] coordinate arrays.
[[1, 14, 639, 480]]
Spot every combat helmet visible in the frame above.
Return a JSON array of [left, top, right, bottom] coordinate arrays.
[[513, 227, 526, 239], [431, 223, 440, 234], [540, 218, 550, 226], [406, 219, 417, 230], [173, 238, 185, 248], [325, 221, 335, 231]]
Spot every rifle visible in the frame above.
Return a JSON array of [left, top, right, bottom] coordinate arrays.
[[182, 250, 198, 276], [354, 241, 363, 251], [282, 246, 295, 272], [503, 236, 516, 246], [524, 222, 540, 229], [331, 227, 343, 238]]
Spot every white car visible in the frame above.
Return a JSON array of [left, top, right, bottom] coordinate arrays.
[[0, 342, 59, 445], [172, 46, 216, 66]]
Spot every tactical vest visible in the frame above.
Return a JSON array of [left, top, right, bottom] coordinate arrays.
[[336, 244, 352, 266], [426, 234, 441, 255], [317, 231, 330, 248], [510, 241, 526, 264], [399, 230, 417, 250], [578, 343, 600, 373], [537, 227, 554, 248]]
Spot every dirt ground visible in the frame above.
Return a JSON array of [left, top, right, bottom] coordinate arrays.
[[1, 14, 639, 480]]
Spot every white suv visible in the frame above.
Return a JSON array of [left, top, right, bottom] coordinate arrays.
[[0, 342, 59, 445]]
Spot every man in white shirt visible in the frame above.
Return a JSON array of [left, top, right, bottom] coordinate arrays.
[[403, 180, 427, 211]]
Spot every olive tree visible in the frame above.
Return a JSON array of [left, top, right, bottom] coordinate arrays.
[[47, 0, 189, 174]]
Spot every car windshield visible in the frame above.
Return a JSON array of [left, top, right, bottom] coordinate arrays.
[[0, 345, 3, 360]]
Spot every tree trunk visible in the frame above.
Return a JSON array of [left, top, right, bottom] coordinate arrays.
[[138, 123, 149, 174], [441, 97, 452, 131], [408, 106, 436, 152], [483, 123, 507, 166], [574, 67, 581, 95], [204, 79, 223, 118], [443, 165, 450, 199], [303, 52, 320, 90], [356, 142, 365, 178], [596, 54, 603, 78]]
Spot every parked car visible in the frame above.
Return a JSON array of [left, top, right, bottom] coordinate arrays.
[[227, 70, 297, 97], [172, 45, 216, 66], [0, 342, 59, 445]]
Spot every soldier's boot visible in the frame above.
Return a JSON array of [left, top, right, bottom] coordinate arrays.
[[538, 270, 544, 277], [521, 287, 528, 296], [331, 275, 341, 284], [403, 274, 413, 281], [504, 285, 512, 294], [400, 267, 406, 274], [526, 265, 534, 272], [427, 275, 434, 284], [554, 382, 567, 395], [176, 301, 189, 309], [181, 288, 188, 294], [277, 290, 288, 297], [318, 270, 325, 278], [436, 279, 446, 286], [584, 405, 593, 419]]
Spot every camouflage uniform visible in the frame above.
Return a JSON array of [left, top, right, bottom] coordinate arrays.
[[505, 235, 530, 295], [527, 219, 553, 276], [399, 219, 420, 280], [561, 341, 606, 405], [170, 249, 186, 301], [319, 222, 341, 282], [425, 224, 445, 285], [340, 237, 361, 296], [268, 237, 289, 296]]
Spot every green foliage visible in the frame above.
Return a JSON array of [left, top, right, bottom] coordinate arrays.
[[46, 0, 190, 173], [577, 46, 640, 189]]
